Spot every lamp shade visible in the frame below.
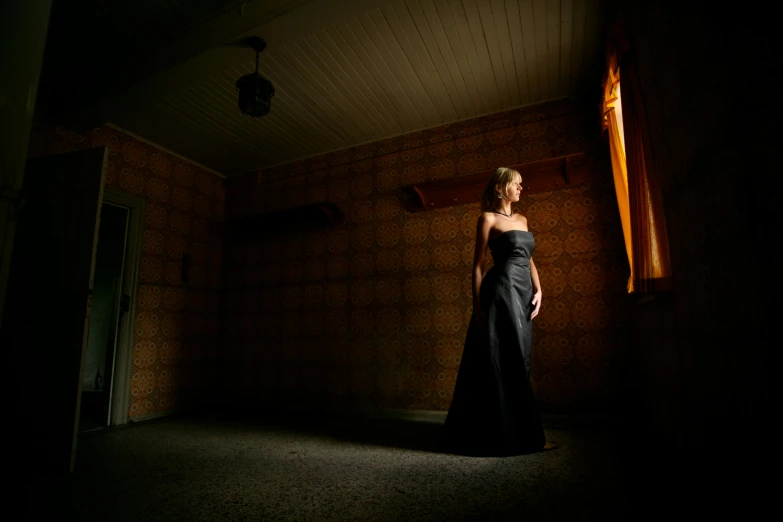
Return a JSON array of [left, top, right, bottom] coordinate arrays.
[[236, 72, 275, 117]]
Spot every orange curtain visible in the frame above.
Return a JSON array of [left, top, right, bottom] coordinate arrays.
[[604, 23, 672, 293], [602, 59, 634, 292], [620, 57, 672, 292]]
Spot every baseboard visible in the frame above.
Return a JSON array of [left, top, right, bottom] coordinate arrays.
[[199, 402, 448, 423], [355, 408, 448, 424], [148, 404, 609, 428], [355, 409, 607, 426], [127, 407, 192, 424]]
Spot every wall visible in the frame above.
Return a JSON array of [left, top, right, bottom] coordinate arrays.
[[223, 98, 630, 413], [0, 0, 52, 329], [610, 1, 776, 450], [602, 3, 778, 514], [28, 123, 225, 419]]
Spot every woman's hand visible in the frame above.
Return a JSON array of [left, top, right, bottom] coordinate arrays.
[[531, 290, 542, 319]]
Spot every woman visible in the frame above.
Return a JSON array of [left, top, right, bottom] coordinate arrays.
[[442, 167, 556, 456]]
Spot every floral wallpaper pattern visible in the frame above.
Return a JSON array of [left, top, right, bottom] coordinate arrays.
[[29, 123, 225, 419], [223, 99, 630, 412]]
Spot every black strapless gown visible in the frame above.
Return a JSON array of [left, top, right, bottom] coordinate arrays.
[[442, 230, 545, 456]]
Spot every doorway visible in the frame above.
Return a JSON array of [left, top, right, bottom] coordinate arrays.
[[79, 203, 128, 432], [79, 189, 145, 432], [4, 148, 147, 475]]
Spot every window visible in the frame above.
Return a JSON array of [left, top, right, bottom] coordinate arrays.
[[603, 26, 672, 294]]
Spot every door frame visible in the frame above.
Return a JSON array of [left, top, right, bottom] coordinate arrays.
[[103, 189, 145, 426]]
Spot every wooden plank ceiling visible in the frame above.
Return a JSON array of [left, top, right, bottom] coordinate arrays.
[[66, 0, 608, 177]]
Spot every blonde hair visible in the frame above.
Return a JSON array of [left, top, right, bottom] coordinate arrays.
[[480, 167, 522, 211]]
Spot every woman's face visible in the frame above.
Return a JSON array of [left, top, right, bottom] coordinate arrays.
[[505, 176, 522, 202]]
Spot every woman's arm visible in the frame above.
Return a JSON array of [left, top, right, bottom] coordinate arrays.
[[530, 257, 543, 319], [471, 213, 492, 328]]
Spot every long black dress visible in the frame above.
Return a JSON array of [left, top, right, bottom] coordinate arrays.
[[442, 229, 545, 456]]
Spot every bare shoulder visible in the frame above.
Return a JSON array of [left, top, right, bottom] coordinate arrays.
[[476, 212, 495, 240], [477, 211, 497, 225], [515, 213, 529, 229]]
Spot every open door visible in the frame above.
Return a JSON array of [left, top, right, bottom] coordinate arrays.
[[1, 146, 106, 478]]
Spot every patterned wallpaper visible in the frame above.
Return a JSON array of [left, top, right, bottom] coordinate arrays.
[[28, 123, 225, 419], [223, 99, 630, 413]]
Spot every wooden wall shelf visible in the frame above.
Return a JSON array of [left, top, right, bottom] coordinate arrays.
[[402, 153, 589, 212], [223, 201, 345, 240]]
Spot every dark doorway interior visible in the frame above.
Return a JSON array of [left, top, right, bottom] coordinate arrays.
[[79, 202, 129, 432]]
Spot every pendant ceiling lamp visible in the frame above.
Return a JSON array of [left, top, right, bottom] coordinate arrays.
[[236, 36, 274, 117]]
